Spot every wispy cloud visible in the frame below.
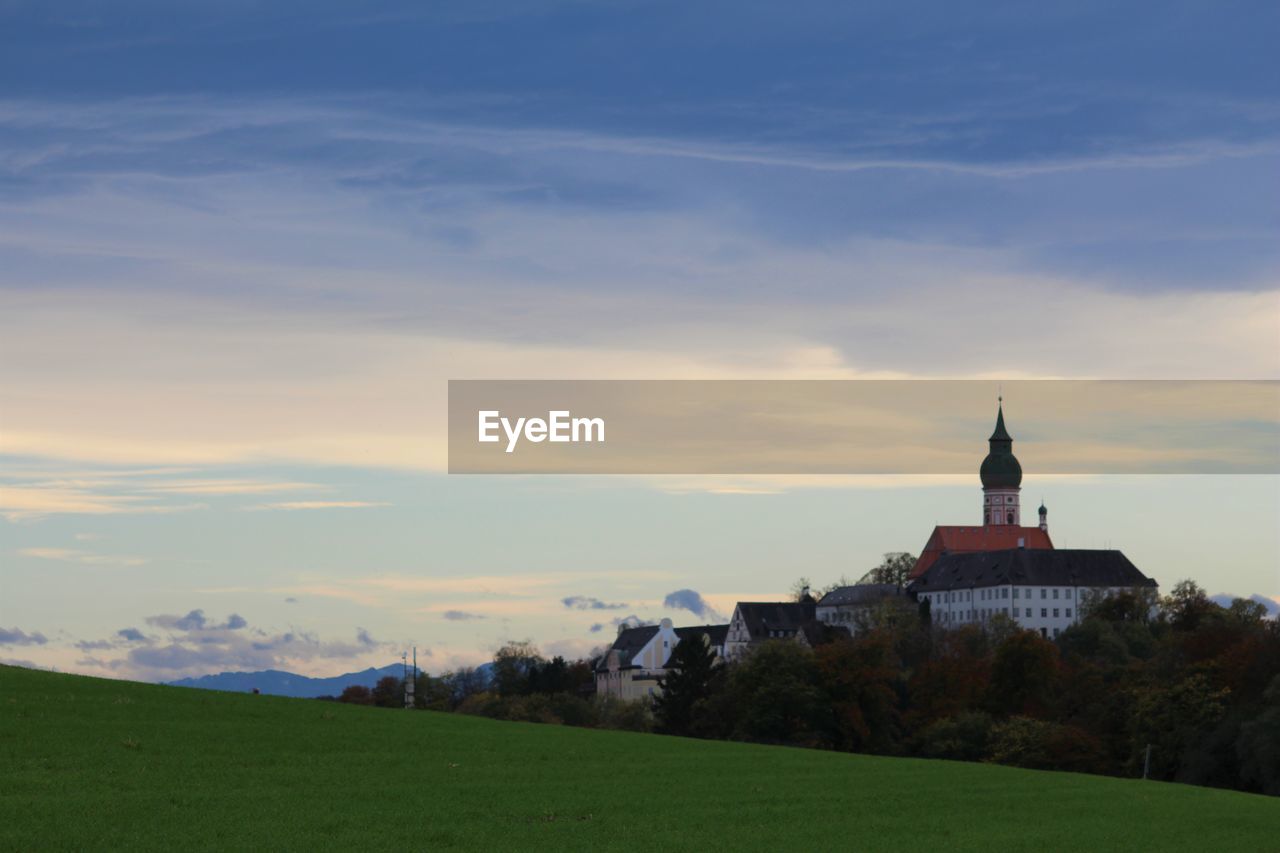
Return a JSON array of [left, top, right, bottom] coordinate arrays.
[[441, 610, 486, 621], [562, 595, 628, 610], [245, 501, 391, 511], [17, 547, 147, 567]]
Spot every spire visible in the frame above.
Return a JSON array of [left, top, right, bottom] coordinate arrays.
[[980, 397, 1022, 490], [989, 397, 1012, 443]]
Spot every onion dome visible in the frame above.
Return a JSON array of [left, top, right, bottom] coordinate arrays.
[[980, 401, 1022, 488]]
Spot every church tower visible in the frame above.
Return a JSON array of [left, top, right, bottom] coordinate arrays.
[[980, 398, 1022, 526]]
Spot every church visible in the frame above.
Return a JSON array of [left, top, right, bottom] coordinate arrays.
[[908, 399, 1053, 581], [906, 400, 1158, 639]]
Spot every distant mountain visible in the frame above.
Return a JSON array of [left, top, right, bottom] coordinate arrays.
[[165, 661, 495, 698], [166, 664, 409, 698]]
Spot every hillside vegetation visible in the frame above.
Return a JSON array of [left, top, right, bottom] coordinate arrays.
[[2, 665, 1278, 851]]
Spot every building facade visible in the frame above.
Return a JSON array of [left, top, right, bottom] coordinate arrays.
[[909, 548, 1158, 639], [815, 583, 906, 631]]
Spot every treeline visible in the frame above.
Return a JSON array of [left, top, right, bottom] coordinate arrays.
[[328, 580, 1279, 796], [329, 641, 653, 731], [656, 580, 1279, 795]]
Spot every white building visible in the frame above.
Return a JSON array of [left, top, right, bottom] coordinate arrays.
[[594, 618, 728, 701], [908, 547, 1158, 639], [815, 583, 907, 631]]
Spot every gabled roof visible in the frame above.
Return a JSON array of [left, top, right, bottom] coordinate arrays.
[[910, 525, 1053, 579], [817, 584, 903, 607], [675, 624, 729, 648], [594, 625, 659, 672], [733, 602, 809, 639], [908, 548, 1157, 593]]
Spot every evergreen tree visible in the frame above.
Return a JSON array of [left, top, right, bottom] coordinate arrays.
[[653, 635, 718, 736]]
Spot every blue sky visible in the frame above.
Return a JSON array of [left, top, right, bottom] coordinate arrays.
[[1, 1, 1277, 679]]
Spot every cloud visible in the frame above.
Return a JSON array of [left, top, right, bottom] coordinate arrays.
[[283, 597, 299, 604], [82, 612, 393, 679], [0, 627, 49, 646], [590, 615, 653, 634], [244, 501, 391, 511], [17, 547, 147, 567], [662, 588, 723, 621], [146, 610, 248, 632], [561, 595, 628, 611], [442, 610, 486, 621]]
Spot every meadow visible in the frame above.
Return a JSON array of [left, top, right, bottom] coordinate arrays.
[[2, 664, 1277, 851]]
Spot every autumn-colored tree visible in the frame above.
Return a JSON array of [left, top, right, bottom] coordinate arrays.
[[372, 675, 403, 708], [337, 684, 374, 705], [816, 632, 902, 753], [986, 630, 1058, 717]]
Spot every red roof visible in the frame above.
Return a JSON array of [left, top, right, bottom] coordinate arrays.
[[909, 525, 1054, 579]]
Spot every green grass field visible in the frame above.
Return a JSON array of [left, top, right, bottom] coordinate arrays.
[[2, 665, 1277, 851]]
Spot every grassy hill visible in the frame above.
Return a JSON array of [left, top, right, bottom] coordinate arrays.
[[2, 665, 1277, 851]]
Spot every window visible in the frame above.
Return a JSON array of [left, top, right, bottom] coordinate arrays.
[[1066, 608, 1072, 618], [1025, 608, 1032, 617], [1014, 588, 1020, 599], [1006, 512, 1014, 524], [1065, 589, 1073, 599], [1053, 628, 1060, 639], [1041, 608, 1048, 618], [1053, 608, 1059, 618], [1003, 607, 1008, 615], [1053, 589, 1059, 600], [1003, 588, 1009, 599], [1041, 589, 1047, 599]]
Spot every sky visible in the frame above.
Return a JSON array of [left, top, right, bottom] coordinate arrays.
[[1, 1, 1278, 680]]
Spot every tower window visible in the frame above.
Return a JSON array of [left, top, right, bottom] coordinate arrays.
[[1006, 512, 1014, 524]]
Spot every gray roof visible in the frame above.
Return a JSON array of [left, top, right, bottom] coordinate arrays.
[[817, 584, 903, 607], [675, 624, 729, 648], [908, 548, 1157, 593], [733, 602, 810, 639], [595, 623, 731, 673], [595, 625, 659, 672]]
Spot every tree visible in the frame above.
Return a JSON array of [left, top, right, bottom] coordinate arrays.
[[1163, 579, 1219, 632], [986, 630, 1058, 716], [857, 552, 916, 587], [1129, 673, 1229, 780], [654, 634, 718, 736], [372, 675, 403, 708], [816, 632, 902, 753], [338, 684, 374, 705], [789, 577, 814, 602], [492, 641, 544, 697], [1080, 586, 1159, 624], [1236, 675, 1280, 795], [727, 642, 833, 747]]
